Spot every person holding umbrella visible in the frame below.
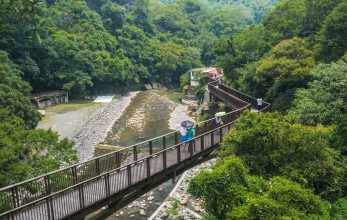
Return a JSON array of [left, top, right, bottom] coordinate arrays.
[[181, 120, 194, 151], [180, 126, 188, 143], [215, 112, 225, 135]]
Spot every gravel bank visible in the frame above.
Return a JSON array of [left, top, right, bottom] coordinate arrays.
[[150, 158, 218, 220], [72, 92, 139, 162]]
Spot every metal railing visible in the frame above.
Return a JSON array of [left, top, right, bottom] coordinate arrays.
[[0, 82, 270, 219]]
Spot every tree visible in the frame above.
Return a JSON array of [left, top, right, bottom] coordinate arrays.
[[331, 198, 347, 220], [215, 25, 279, 86], [262, 0, 306, 39], [315, 0, 347, 62], [155, 41, 184, 84], [219, 111, 346, 201], [253, 37, 315, 112], [0, 50, 41, 128], [301, 0, 343, 37], [289, 52, 347, 154], [188, 156, 330, 219], [0, 109, 78, 187], [193, 71, 209, 104]]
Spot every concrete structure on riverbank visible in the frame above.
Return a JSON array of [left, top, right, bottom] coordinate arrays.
[[31, 91, 68, 109]]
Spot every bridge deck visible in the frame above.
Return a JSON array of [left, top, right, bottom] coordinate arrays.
[[13, 130, 226, 220]]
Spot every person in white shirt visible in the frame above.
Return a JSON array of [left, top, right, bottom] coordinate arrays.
[[215, 116, 222, 127], [215, 116, 222, 135], [257, 98, 263, 111], [180, 127, 188, 142]]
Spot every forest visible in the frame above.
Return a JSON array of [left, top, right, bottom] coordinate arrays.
[[0, 0, 347, 218]]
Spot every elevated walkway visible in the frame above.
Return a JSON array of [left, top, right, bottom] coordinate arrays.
[[0, 81, 270, 220]]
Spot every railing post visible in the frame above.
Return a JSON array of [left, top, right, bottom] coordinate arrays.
[[44, 175, 52, 220], [163, 135, 167, 170], [163, 136, 166, 150], [133, 145, 138, 161], [72, 166, 78, 184], [49, 196, 54, 220], [146, 158, 151, 178], [95, 158, 100, 175], [204, 122, 207, 133], [189, 141, 193, 157], [105, 173, 110, 200], [219, 127, 223, 142], [163, 151, 167, 170], [177, 145, 181, 163], [78, 184, 85, 211], [127, 165, 132, 187], [175, 132, 178, 145], [201, 135, 204, 151], [149, 141, 153, 155], [211, 131, 214, 146], [116, 152, 121, 167]]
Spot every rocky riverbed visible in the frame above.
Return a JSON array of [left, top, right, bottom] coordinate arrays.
[[149, 158, 217, 220], [72, 92, 139, 161]]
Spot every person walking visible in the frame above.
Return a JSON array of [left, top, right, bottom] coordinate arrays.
[[215, 116, 222, 134], [187, 127, 195, 151], [257, 98, 263, 111], [180, 126, 188, 142], [180, 126, 188, 151], [216, 116, 222, 127]]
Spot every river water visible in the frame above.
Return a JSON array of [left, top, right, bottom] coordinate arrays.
[[102, 90, 191, 219], [38, 90, 192, 219], [97, 90, 185, 154]]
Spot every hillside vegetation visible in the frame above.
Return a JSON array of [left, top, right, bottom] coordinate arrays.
[[0, 0, 279, 188], [189, 0, 347, 218], [1, 0, 347, 218]]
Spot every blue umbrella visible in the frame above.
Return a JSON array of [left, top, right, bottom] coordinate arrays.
[[181, 120, 194, 128]]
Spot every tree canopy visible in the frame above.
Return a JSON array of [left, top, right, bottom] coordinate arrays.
[[0, 109, 77, 187], [188, 156, 330, 219]]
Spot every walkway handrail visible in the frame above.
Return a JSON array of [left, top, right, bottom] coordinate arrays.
[[218, 84, 271, 112], [0, 82, 270, 216]]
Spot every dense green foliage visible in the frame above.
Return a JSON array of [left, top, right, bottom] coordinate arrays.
[[217, 0, 347, 113], [0, 109, 78, 187], [219, 112, 346, 201], [1, 0, 347, 218], [179, 0, 347, 219], [0, 50, 41, 128], [0, 0, 279, 98], [290, 53, 347, 154], [189, 157, 330, 219], [189, 112, 347, 218], [0, 0, 280, 187]]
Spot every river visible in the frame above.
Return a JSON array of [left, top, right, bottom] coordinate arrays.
[[37, 90, 195, 219], [97, 90, 193, 219]]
